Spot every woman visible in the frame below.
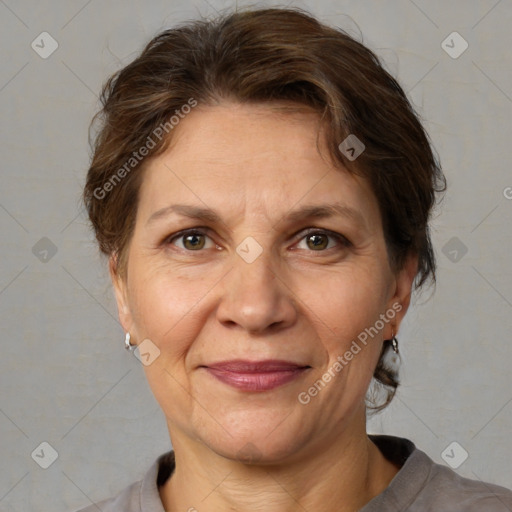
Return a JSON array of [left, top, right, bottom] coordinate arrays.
[[77, 7, 512, 511]]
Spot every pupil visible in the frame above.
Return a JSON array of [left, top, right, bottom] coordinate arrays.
[[185, 234, 204, 249], [309, 234, 327, 249]]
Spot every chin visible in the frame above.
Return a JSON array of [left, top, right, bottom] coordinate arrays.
[[217, 439, 301, 466], [198, 414, 307, 466]]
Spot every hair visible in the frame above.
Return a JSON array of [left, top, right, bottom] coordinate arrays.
[[83, 6, 446, 411]]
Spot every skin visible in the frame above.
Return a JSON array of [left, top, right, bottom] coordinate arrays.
[[111, 102, 418, 512]]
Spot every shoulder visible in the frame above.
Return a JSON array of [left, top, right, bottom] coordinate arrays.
[[72, 450, 174, 512], [367, 435, 512, 512], [411, 457, 512, 511], [73, 479, 143, 512]]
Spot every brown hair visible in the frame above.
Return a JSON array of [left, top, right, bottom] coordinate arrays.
[[84, 6, 445, 411]]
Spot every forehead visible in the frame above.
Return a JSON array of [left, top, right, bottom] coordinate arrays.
[[137, 102, 380, 227], [165, 102, 327, 165]]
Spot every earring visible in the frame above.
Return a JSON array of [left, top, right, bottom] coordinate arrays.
[[124, 332, 136, 351], [381, 333, 400, 370]]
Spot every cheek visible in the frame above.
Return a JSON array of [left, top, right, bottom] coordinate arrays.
[[127, 261, 212, 357], [304, 266, 391, 391], [299, 265, 390, 340], [128, 265, 213, 425]]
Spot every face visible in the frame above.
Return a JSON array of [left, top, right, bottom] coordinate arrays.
[[111, 102, 416, 463]]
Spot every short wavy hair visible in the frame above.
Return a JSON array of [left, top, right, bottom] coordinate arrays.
[[84, 7, 446, 411]]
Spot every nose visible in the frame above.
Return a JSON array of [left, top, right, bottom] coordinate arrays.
[[215, 244, 298, 334]]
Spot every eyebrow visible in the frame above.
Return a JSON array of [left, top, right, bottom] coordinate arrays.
[[146, 202, 365, 227]]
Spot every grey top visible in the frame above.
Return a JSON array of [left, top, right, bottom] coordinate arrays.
[[75, 435, 512, 511]]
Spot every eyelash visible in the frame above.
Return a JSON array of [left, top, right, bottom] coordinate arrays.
[[165, 227, 351, 253]]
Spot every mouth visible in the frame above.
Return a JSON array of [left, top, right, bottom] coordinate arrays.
[[200, 359, 312, 392]]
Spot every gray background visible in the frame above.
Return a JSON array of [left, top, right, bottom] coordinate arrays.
[[1, 0, 511, 510]]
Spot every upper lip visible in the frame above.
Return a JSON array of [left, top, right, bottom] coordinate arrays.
[[202, 359, 311, 372]]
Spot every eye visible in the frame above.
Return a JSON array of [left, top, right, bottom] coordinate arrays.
[[295, 229, 351, 252], [166, 229, 216, 251], [165, 228, 350, 253]]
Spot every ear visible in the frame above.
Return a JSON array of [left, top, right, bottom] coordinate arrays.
[[384, 251, 418, 339], [109, 253, 134, 334]]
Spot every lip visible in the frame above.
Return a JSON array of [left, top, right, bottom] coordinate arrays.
[[201, 359, 311, 392]]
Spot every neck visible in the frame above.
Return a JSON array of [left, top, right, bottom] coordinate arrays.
[[159, 420, 399, 512]]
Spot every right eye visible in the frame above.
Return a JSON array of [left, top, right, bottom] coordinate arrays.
[[166, 229, 217, 251]]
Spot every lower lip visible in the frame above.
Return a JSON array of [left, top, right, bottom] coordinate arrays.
[[204, 367, 309, 391]]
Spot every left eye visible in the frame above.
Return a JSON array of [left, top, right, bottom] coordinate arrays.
[[295, 230, 350, 251]]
